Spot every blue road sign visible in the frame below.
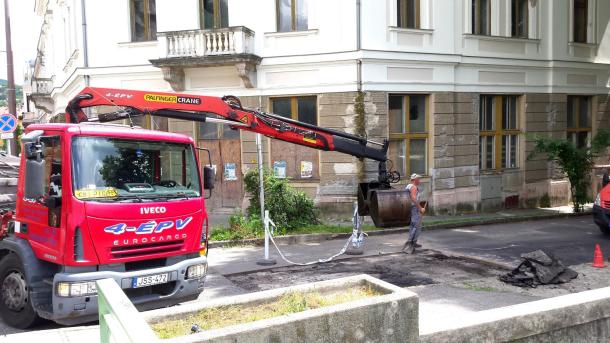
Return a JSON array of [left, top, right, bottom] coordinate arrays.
[[0, 114, 17, 134]]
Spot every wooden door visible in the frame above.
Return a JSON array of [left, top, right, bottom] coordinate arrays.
[[198, 120, 243, 210]]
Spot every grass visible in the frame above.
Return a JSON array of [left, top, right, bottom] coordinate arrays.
[[151, 286, 381, 339], [209, 224, 379, 242], [461, 281, 499, 292]]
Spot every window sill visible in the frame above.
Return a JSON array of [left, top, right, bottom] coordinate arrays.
[[118, 40, 158, 47], [480, 168, 520, 175], [568, 41, 598, 48], [388, 27, 433, 35], [463, 34, 540, 44], [264, 29, 319, 38]]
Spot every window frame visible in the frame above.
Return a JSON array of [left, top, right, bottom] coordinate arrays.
[[199, 0, 229, 30], [388, 94, 429, 177], [472, 0, 491, 36], [397, 0, 420, 29], [567, 95, 592, 148], [511, 0, 529, 38], [276, 0, 307, 32], [572, 0, 588, 43], [130, 0, 157, 42], [270, 96, 318, 125], [479, 95, 521, 171]]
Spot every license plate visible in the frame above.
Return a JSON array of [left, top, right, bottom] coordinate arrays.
[[132, 273, 169, 288]]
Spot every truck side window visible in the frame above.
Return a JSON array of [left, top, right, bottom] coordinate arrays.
[[43, 137, 63, 198], [23, 136, 62, 204]]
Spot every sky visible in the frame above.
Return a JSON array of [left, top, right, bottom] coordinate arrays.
[[0, 0, 41, 85]]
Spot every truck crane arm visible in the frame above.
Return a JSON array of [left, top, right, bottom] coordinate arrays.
[[65, 87, 410, 227]]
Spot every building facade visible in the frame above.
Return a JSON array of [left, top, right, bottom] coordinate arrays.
[[25, 0, 610, 215]]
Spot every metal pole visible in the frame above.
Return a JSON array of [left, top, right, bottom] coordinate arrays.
[[256, 133, 276, 266], [3, 0, 16, 155]]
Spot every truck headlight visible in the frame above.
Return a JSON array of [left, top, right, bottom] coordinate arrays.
[[57, 281, 98, 297], [186, 264, 207, 279], [595, 193, 601, 206]]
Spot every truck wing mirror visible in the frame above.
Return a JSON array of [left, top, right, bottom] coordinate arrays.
[[603, 171, 609, 188], [22, 130, 45, 160], [203, 166, 215, 190], [24, 159, 45, 200]]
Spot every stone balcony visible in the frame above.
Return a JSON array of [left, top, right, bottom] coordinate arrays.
[[150, 26, 261, 90], [29, 77, 54, 114]]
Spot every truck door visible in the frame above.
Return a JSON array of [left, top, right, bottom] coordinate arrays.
[[19, 134, 63, 261]]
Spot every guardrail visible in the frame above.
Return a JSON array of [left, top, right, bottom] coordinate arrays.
[[97, 278, 158, 343], [157, 26, 255, 59]]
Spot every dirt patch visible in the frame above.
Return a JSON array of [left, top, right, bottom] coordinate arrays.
[[228, 250, 503, 292]]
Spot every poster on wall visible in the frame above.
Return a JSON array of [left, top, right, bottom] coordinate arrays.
[[224, 163, 237, 181], [273, 161, 287, 178], [300, 161, 313, 179]]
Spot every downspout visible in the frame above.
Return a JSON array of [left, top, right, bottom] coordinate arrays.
[[81, 0, 89, 86], [356, 0, 362, 92]]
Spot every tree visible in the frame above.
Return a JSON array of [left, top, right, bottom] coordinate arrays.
[[529, 130, 610, 212]]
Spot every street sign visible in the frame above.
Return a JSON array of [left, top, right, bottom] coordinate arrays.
[[0, 133, 13, 139], [0, 113, 17, 134]]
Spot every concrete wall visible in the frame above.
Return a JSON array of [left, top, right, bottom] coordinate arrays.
[[420, 286, 610, 343]]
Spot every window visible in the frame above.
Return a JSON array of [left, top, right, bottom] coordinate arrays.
[[397, 0, 420, 29], [388, 95, 428, 177], [479, 95, 520, 170], [276, 0, 308, 32], [511, 0, 528, 38], [573, 0, 588, 43], [23, 136, 62, 202], [200, 0, 229, 29], [567, 96, 592, 148], [472, 0, 490, 35], [130, 0, 157, 42], [271, 96, 317, 125], [270, 96, 318, 180]]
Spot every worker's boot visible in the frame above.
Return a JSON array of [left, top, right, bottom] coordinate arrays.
[[402, 241, 415, 254], [413, 241, 422, 248]]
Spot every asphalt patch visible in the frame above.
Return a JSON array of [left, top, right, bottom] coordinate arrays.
[[227, 250, 502, 292]]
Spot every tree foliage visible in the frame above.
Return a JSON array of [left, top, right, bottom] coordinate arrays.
[[529, 130, 610, 212], [244, 169, 319, 231]]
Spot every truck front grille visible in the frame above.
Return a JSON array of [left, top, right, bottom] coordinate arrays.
[[603, 201, 610, 209], [110, 240, 184, 259]]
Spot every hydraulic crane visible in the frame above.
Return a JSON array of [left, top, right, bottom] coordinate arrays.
[[66, 87, 412, 227]]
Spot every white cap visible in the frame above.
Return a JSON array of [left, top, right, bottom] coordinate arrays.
[[410, 173, 422, 180]]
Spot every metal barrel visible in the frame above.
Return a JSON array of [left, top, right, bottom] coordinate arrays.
[[369, 189, 412, 228]]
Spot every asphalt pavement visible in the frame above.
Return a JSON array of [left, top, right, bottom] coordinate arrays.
[[2, 214, 607, 341]]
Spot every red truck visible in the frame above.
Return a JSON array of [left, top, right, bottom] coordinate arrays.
[[0, 87, 409, 328], [593, 173, 610, 234]]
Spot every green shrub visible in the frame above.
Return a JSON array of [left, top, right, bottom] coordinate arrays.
[[529, 130, 610, 212], [244, 169, 319, 231], [208, 213, 263, 241]]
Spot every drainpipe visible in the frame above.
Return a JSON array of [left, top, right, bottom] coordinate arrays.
[[81, 0, 90, 86], [356, 0, 362, 92]]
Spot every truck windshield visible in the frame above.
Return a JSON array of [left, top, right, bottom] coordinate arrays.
[[71, 137, 201, 201]]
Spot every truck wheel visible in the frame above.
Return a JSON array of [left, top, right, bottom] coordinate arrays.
[[598, 224, 610, 236], [0, 254, 41, 329]]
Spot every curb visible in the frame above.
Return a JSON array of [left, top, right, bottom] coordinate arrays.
[[209, 210, 591, 249]]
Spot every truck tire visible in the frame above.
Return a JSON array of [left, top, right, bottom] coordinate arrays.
[[0, 254, 42, 329], [598, 224, 610, 236]]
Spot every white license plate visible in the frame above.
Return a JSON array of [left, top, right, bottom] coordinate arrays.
[[132, 273, 169, 288]]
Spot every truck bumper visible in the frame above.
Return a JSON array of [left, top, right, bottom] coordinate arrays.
[[48, 256, 207, 325], [593, 204, 610, 228]]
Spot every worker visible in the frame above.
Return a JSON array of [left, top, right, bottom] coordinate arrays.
[[403, 173, 425, 254]]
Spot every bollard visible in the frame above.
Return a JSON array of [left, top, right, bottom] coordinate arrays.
[[346, 202, 365, 255], [257, 210, 277, 266]]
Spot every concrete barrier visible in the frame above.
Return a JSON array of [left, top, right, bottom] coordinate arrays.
[[420, 286, 610, 343], [143, 274, 418, 343]]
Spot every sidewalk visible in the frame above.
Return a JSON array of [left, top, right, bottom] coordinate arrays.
[[209, 205, 592, 248]]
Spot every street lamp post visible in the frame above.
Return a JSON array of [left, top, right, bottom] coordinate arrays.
[[3, 0, 17, 155]]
